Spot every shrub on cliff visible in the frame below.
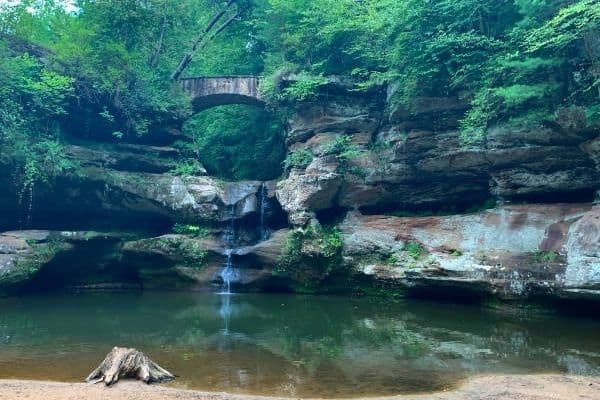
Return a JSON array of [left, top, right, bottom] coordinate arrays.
[[276, 226, 345, 291]]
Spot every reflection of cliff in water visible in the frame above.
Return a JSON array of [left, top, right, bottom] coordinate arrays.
[[0, 292, 599, 397]]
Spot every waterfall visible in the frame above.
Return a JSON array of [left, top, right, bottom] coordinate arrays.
[[259, 182, 270, 241], [219, 250, 235, 295], [219, 205, 237, 295], [218, 183, 271, 294]]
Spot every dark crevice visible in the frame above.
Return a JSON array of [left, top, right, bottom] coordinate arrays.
[[503, 188, 596, 204], [315, 206, 350, 226], [359, 197, 498, 217], [21, 239, 142, 294]]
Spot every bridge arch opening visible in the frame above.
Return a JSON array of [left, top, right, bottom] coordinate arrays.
[[179, 103, 285, 181]]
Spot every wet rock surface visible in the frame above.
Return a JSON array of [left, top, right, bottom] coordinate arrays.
[[340, 204, 598, 300]]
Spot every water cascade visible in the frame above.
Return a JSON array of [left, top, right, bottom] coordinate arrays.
[[219, 205, 237, 294], [218, 183, 272, 294], [259, 182, 271, 241]]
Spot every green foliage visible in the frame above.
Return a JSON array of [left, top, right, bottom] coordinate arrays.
[[1, 0, 598, 187], [149, 236, 208, 268], [276, 225, 345, 289], [587, 105, 600, 125], [322, 135, 358, 158], [0, 42, 77, 204], [450, 249, 463, 257], [322, 135, 361, 174], [179, 241, 208, 267], [524, 0, 600, 52], [253, 0, 598, 140], [495, 83, 560, 108], [385, 253, 400, 265], [178, 105, 285, 181], [169, 159, 204, 176], [172, 223, 209, 238], [279, 75, 329, 102], [533, 250, 559, 263], [403, 242, 425, 260], [283, 149, 314, 170]]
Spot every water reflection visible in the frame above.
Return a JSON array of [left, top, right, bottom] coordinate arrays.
[[219, 293, 232, 335], [0, 292, 598, 397]]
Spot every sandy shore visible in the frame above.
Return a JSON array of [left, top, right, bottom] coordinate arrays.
[[0, 375, 598, 400]]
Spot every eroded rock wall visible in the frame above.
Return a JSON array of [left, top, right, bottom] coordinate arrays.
[[0, 81, 598, 303], [276, 90, 598, 223], [272, 85, 599, 301], [341, 204, 599, 300]]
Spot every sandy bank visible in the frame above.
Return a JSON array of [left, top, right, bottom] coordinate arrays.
[[0, 374, 598, 400]]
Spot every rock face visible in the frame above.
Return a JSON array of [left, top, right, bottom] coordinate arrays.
[[0, 80, 598, 304], [0, 231, 68, 294], [84, 168, 265, 222], [120, 230, 288, 291], [0, 142, 283, 230], [0, 230, 134, 294], [276, 89, 599, 222], [270, 85, 600, 301], [563, 207, 600, 298], [340, 204, 599, 300], [276, 157, 342, 226]]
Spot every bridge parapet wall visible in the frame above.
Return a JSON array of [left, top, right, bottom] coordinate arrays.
[[181, 76, 260, 100]]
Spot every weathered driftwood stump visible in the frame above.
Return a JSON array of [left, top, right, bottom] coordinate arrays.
[[86, 347, 175, 386]]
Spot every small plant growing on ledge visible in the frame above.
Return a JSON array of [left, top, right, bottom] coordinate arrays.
[[276, 226, 345, 289], [322, 135, 364, 176], [283, 149, 314, 170], [169, 159, 204, 176], [533, 250, 558, 263], [172, 223, 208, 238], [403, 242, 425, 260]]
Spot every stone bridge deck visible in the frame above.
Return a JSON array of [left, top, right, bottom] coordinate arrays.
[[180, 76, 262, 111]]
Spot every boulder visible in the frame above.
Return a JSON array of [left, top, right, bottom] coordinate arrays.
[[276, 157, 342, 226]]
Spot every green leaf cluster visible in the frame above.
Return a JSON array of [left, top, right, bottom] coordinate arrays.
[[283, 149, 314, 171], [172, 223, 209, 238], [276, 225, 345, 289]]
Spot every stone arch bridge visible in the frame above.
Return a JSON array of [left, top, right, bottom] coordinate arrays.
[[180, 76, 263, 112]]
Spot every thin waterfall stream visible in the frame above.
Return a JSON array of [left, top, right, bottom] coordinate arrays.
[[219, 205, 237, 295], [218, 183, 271, 295], [259, 182, 270, 241]]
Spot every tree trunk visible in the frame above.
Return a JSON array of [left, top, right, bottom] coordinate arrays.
[[170, 0, 237, 81], [86, 347, 175, 386]]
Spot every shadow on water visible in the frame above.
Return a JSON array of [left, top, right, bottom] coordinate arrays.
[[0, 292, 599, 397]]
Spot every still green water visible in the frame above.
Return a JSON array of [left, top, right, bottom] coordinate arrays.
[[0, 292, 598, 397]]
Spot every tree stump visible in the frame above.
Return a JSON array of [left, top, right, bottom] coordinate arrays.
[[85, 347, 175, 386]]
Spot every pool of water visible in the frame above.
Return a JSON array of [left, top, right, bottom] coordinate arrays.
[[0, 292, 598, 397]]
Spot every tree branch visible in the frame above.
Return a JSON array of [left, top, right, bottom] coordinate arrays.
[[170, 0, 237, 81]]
